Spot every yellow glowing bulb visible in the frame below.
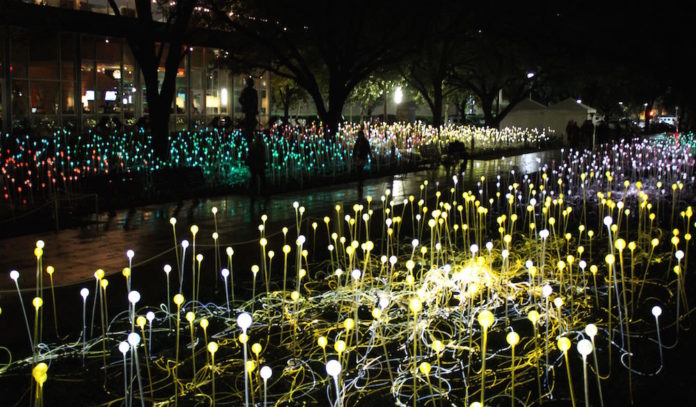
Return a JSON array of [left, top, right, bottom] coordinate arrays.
[[239, 333, 248, 344], [506, 331, 520, 346], [136, 316, 146, 329], [246, 360, 256, 372], [32, 297, 43, 310], [615, 239, 626, 251], [46, 266, 54, 276], [557, 337, 571, 352], [200, 318, 209, 330], [32, 363, 48, 386], [432, 340, 445, 353], [101, 279, 109, 289], [291, 291, 300, 302], [190, 225, 199, 235], [528, 310, 540, 325], [173, 294, 185, 306], [95, 269, 105, 280], [419, 361, 431, 375], [251, 342, 262, 356], [372, 308, 382, 319], [344, 318, 355, 331], [409, 298, 422, 314], [208, 341, 218, 354], [185, 312, 195, 323], [335, 340, 346, 354], [605, 254, 615, 265], [318, 336, 328, 349], [122, 267, 130, 278], [478, 310, 494, 329]]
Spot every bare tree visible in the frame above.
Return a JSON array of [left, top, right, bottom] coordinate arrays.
[[107, 0, 196, 159]]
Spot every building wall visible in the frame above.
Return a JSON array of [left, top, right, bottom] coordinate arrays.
[[0, 25, 270, 134]]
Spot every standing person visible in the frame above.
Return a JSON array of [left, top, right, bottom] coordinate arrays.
[[247, 132, 267, 216], [239, 77, 259, 143], [352, 128, 372, 201]]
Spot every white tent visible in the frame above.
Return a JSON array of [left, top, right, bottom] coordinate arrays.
[[546, 98, 597, 140], [499, 98, 548, 131]]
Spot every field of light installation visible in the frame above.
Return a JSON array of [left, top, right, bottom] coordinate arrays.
[[0, 134, 694, 406], [0, 122, 553, 212]]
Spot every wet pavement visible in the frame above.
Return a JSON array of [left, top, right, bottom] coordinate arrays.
[[0, 149, 561, 292]]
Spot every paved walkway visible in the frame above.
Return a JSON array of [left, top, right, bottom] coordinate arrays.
[[0, 149, 561, 292]]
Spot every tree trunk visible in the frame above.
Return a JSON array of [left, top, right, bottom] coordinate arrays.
[[431, 87, 443, 130], [149, 104, 170, 159], [481, 96, 496, 127], [283, 102, 290, 123]]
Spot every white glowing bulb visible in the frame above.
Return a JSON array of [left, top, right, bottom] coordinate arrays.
[[470, 244, 479, 255], [237, 312, 252, 331], [675, 250, 684, 261], [652, 306, 662, 317], [297, 235, 306, 245], [10, 270, 19, 280], [539, 229, 549, 239], [128, 291, 141, 305], [146, 311, 155, 322], [127, 332, 141, 347], [412, 239, 419, 248], [542, 284, 552, 298], [221, 268, 230, 278], [577, 339, 592, 357], [585, 323, 598, 338], [351, 269, 361, 280], [379, 296, 390, 309], [182, 240, 189, 249], [80, 288, 89, 299], [326, 359, 341, 377], [525, 260, 534, 269], [164, 264, 172, 274], [603, 216, 613, 227], [260, 365, 272, 380], [126, 250, 135, 259], [119, 341, 129, 355]]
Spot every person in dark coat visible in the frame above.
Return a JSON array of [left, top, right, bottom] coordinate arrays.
[[247, 132, 267, 214], [239, 77, 259, 142], [352, 129, 372, 201]]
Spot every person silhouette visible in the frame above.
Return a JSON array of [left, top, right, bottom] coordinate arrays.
[[239, 77, 259, 142], [352, 129, 372, 201], [247, 131, 268, 216]]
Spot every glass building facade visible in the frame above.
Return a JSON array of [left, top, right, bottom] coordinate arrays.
[[0, 14, 270, 134]]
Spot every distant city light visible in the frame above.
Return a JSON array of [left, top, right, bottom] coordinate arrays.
[[527, 72, 535, 79], [221, 88, 228, 106], [394, 86, 403, 104]]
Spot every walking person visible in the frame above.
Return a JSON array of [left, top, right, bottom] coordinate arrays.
[[247, 132, 268, 217], [352, 128, 372, 201], [239, 77, 259, 143]]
